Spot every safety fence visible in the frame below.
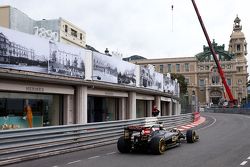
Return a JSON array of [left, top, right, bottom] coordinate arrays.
[[0, 113, 194, 165], [205, 108, 250, 115]]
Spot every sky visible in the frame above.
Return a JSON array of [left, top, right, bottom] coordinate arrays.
[[0, 0, 249, 62]]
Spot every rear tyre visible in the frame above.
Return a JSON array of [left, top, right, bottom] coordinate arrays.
[[150, 137, 166, 155], [186, 130, 197, 143], [117, 136, 131, 153]]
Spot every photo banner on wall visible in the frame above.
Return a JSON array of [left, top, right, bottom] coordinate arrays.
[[0, 26, 86, 79], [140, 64, 163, 91], [0, 26, 49, 73], [164, 74, 175, 94], [92, 52, 136, 86], [49, 41, 85, 79]]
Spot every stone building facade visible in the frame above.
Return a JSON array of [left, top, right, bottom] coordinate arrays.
[[129, 16, 248, 107], [0, 5, 86, 48]]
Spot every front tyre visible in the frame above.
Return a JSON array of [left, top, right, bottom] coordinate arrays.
[[186, 130, 198, 143], [117, 136, 131, 153], [150, 137, 166, 155]]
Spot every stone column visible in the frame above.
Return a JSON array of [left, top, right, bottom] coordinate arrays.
[[147, 100, 152, 117], [154, 96, 161, 116], [169, 100, 173, 116], [178, 102, 181, 115], [76, 85, 88, 124], [128, 92, 136, 119], [120, 97, 126, 120], [63, 94, 74, 124]]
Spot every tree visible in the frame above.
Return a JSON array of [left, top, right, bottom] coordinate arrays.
[[170, 73, 187, 95]]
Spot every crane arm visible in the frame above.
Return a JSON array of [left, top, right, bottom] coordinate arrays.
[[191, 0, 236, 105]]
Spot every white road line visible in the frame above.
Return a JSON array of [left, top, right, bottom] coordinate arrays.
[[52, 166, 58, 167], [88, 155, 100, 159], [247, 156, 250, 160], [67, 160, 81, 165], [106, 152, 116, 155], [197, 115, 217, 131], [240, 161, 248, 166]]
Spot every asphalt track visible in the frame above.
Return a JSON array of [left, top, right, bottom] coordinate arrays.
[[4, 113, 250, 167]]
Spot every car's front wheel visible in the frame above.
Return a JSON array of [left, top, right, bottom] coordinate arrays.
[[186, 130, 198, 143], [150, 137, 166, 155]]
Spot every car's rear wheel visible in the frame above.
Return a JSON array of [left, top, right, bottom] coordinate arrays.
[[117, 136, 131, 153], [150, 137, 166, 155], [186, 130, 197, 143]]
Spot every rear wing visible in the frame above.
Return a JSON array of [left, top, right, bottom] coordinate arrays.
[[124, 125, 145, 132]]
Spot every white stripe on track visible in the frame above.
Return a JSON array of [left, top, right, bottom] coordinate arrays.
[[240, 161, 248, 166], [88, 156, 100, 159], [106, 152, 116, 155], [67, 160, 81, 165]]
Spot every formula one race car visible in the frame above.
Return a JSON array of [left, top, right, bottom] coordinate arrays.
[[117, 123, 199, 154]]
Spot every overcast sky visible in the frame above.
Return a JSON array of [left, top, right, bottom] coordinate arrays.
[[1, 0, 249, 62]]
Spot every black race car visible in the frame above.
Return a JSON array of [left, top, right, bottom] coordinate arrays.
[[117, 123, 199, 154]]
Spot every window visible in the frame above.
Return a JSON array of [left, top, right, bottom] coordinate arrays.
[[237, 66, 243, 72], [0, 92, 62, 128], [212, 75, 220, 85], [159, 65, 163, 73], [237, 44, 241, 51], [199, 79, 205, 87], [220, 55, 224, 61], [65, 25, 68, 33], [71, 29, 77, 38], [210, 55, 213, 61], [185, 78, 189, 85], [176, 64, 180, 72], [167, 64, 172, 72], [184, 63, 189, 72], [80, 33, 83, 40], [227, 78, 231, 86], [238, 79, 242, 84]]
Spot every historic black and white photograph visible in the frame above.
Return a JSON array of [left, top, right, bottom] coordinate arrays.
[[117, 60, 136, 86], [49, 41, 85, 78], [92, 52, 118, 83], [163, 73, 175, 94], [152, 71, 163, 91], [140, 65, 153, 88], [163, 73, 172, 93], [0, 27, 49, 73], [140, 64, 163, 91]]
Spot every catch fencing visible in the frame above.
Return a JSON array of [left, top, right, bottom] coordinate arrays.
[[0, 113, 194, 165]]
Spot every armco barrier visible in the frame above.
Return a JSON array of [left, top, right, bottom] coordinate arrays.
[[0, 113, 193, 165]]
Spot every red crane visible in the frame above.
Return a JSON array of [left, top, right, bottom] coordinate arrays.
[[191, 0, 237, 107]]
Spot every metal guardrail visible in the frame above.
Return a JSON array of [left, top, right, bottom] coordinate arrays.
[[205, 108, 250, 115], [0, 113, 193, 165]]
